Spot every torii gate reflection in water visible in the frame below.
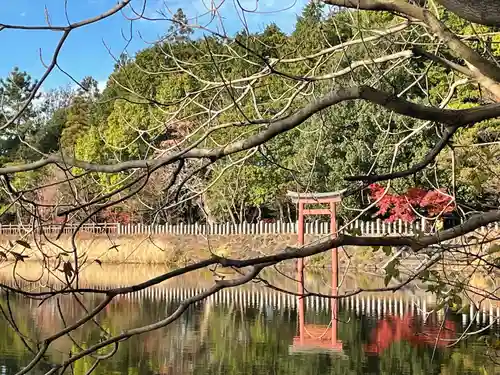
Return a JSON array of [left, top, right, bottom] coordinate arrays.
[[287, 191, 344, 353]]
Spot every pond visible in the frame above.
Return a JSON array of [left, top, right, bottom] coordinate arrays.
[[0, 265, 498, 374]]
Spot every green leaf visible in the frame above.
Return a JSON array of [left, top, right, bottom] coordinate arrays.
[[385, 258, 399, 272], [384, 274, 392, 286], [382, 246, 392, 256], [419, 270, 430, 280], [372, 245, 380, 252]]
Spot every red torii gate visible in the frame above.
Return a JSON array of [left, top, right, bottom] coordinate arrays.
[[287, 190, 344, 354]]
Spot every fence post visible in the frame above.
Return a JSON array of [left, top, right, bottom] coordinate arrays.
[[116, 223, 121, 236], [420, 217, 426, 233]]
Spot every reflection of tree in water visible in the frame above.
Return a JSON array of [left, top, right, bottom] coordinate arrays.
[[0, 296, 62, 374], [360, 312, 457, 375], [364, 312, 456, 354], [291, 307, 498, 375], [1, 292, 499, 374]]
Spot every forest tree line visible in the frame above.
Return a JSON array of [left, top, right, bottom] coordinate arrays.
[[1, 3, 499, 225]]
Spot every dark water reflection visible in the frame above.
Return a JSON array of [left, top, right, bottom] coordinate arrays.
[[0, 281, 499, 374]]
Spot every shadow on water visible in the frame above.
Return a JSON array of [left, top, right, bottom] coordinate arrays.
[[0, 264, 498, 374]]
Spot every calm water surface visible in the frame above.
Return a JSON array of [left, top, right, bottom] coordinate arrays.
[[0, 266, 498, 375]]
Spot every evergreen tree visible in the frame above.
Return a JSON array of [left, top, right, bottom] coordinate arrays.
[[167, 8, 193, 42], [60, 76, 99, 153], [0, 67, 38, 161]]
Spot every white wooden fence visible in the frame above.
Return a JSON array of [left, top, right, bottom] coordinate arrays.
[[1, 218, 497, 237], [114, 219, 427, 236]]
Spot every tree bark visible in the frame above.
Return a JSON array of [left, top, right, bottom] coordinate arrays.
[[436, 0, 500, 26]]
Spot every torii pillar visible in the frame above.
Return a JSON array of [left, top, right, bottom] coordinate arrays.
[[287, 191, 344, 352]]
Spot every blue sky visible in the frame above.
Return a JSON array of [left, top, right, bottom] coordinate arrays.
[[0, 0, 308, 90]]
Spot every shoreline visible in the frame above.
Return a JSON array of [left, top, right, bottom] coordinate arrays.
[[0, 233, 374, 267]]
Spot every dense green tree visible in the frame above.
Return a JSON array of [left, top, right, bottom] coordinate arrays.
[[2, 3, 500, 223], [60, 76, 100, 154], [0, 67, 38, 161]]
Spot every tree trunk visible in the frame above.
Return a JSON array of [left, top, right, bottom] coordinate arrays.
[[239, 201, 245, 224], [286, 203, 293, 223], [197, 194, 216, 224], [256, 206, 262, 222], [278, 202, 284, 221], [225, 199, 238, 225]]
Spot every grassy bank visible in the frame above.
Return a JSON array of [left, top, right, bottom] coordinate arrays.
[[2, 232, 379, 267], [0, 233, 311, 265], [0, 232, 398, 270], [0, 233, 496, 288]]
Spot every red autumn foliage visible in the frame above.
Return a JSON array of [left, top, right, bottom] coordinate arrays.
[[101, 208, 131, 224], [369, 184, 455, 223]]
